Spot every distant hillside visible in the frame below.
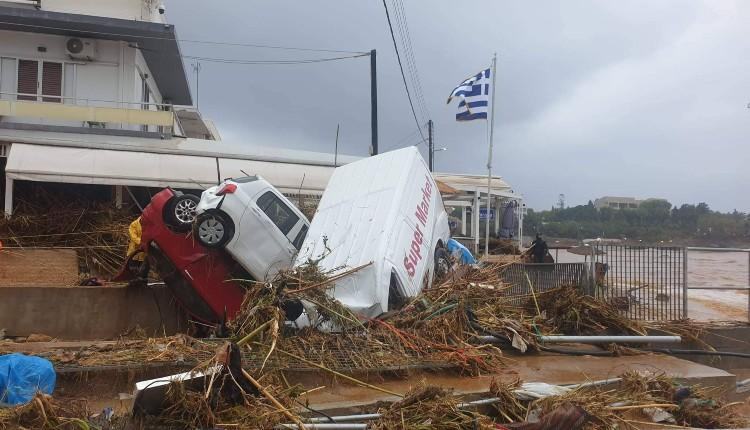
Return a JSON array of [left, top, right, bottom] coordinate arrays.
[[525, 201, 750, 246]]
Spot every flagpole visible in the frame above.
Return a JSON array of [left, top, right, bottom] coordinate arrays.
[[484, 53, 497, 256]]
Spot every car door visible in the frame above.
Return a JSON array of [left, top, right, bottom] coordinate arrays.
[[249, 190, 300, 278]]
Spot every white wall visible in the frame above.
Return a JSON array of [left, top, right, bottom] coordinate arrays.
[[0, 30, 162, 129], [40, 0, 165, 23]]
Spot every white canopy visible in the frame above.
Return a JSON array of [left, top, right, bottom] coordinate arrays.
[[5, 143, 218, 189], [4, 143, 335, 194]]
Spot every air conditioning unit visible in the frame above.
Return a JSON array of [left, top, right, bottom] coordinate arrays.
[[65, 38, 97, 61]]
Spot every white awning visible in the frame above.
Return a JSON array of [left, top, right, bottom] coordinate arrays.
[[5, 143, 219, 189], [5, 143, 335, 195]]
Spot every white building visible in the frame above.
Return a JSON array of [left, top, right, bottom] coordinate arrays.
[[0, 0, 357, 215], [593, 196, 668, 210], [436, 173, 524, 250]]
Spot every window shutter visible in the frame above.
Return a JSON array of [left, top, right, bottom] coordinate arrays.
[[42, 62, 62, 103], [17, 59, 38, 101]]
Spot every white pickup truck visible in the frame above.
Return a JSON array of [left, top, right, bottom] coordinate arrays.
[[295, 147, 451, 319]]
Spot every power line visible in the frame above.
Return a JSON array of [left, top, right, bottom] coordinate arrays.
[[0, 20, 367, 54], [392, 127, 421, 147], [382, 0, 425, 142], [182, 53, 368, 65], [391, 0, 430, 121]]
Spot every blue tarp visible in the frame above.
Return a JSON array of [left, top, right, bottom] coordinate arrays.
[[447, 238, 477, 265], [0, 353, 55, 406]]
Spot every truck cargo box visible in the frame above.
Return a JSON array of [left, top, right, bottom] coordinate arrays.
[[295, 147, 450, 319]]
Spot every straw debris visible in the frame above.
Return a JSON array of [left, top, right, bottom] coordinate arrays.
[[369, 384, 495, 430]]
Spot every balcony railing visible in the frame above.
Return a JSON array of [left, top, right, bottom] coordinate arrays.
[[0, 92, 175, 132]]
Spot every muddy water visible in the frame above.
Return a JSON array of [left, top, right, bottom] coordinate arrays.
[[550, 248, 749, 321]]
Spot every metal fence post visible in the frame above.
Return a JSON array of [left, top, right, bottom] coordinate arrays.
[[589, 246, 596, 296], [682, 247, 688, 319]]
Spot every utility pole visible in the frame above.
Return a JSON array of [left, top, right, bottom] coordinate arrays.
[[370, 49, 378, 155], [427, 120, 434, 171], [192, 62, 201, 109]]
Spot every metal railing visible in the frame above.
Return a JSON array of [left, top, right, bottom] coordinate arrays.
[[0, 92, 175, 130], [0, 91, 174, 110], [499, 245, 750, 322], [500, 262, 586, 297], [591, 245, 685, 321], [684, 247, 750, 323]]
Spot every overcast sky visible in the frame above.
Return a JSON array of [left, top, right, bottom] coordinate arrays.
[[165, 1, 750, 213]]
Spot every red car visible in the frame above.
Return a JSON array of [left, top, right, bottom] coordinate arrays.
[[119, 188, 247, 325]]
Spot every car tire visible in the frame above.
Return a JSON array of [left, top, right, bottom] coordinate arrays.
[[195, 211, 234, 248], [434, 247, 452, 280], [165, 193, 200, 232]]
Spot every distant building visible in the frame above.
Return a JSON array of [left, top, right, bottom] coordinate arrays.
[[593, 196, 667, 210]]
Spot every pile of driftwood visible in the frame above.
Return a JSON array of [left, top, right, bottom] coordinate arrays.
[[2, 370, 742, 429], [1, 259, 743, 429], [0, 188, 133, 277]]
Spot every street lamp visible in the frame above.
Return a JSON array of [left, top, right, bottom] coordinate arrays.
[[430, 147, 447, 171]]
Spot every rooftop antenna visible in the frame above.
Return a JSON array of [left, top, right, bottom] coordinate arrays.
[[334, 124, 340, 166]]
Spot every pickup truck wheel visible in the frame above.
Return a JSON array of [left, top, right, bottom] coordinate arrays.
[[165, 194, 200, 232], [434, 247, 452, 280], [195, 212, 234, 248]]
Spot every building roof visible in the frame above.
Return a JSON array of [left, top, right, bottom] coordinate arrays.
[[0, 127, 361, 167], [0, 127, 364, 195], [0, 5, 192, 105], [433, 173, 520, 200], [433, 173, 512, 191]]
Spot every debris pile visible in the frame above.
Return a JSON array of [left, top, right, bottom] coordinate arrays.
[[370, 384, 494, 429], [1, 258, 746, 429], [0, 190, 132, 277], [0, 335, 215, 370], [137, 343, 301, 430], [0, 393, 90, 430], [531, 371, 747, 429]]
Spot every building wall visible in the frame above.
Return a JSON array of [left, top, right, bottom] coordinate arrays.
[[40, 0, 165, 23], [593, 196, 667, 210], [0, 29, 161, 129], [0, 284, 188, 340]]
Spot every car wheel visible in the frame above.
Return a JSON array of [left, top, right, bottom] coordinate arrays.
[[165, 194, 200, 232], [195, 212, 234, 248], [434, 247, 452, 280]]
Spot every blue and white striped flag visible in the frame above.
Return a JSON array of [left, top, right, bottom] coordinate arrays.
[[446, 68, 491, 121]]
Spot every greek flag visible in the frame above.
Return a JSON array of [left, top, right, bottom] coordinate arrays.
[[446, 68, 491, 121]]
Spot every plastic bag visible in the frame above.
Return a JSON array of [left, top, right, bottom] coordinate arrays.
[[0, 353, 56, 406]]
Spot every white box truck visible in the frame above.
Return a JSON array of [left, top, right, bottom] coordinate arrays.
[[294, 147, 451, 319]]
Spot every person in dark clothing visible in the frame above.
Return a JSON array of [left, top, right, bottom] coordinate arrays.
[[529, 233, 549, 263]]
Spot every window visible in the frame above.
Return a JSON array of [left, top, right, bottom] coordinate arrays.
[[292, 224, 309, 250], [41, 62, 62, 102], [16, 60, 37, 101], [256, 191, 299, 235], [233, 175, 259, 184], [17, 60, 62, 102]]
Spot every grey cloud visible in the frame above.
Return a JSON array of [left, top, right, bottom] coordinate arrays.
[[166, 0, 749, 212]]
